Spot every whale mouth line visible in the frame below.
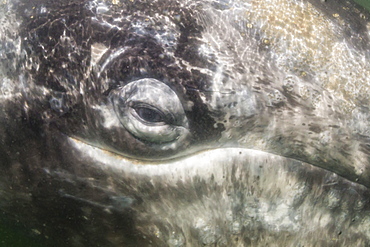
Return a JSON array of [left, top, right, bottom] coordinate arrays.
[[66, 135, 320, 166], [66, 136, 360, 188], [67, 135, 272, 165]]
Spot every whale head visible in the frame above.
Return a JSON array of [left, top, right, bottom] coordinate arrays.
[[0, 0, 369, 246]]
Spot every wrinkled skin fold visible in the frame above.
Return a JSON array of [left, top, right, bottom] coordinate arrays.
[[0, 0, 369, 246]]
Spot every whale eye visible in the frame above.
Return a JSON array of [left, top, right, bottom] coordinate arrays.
[[131, 103, 168, 124], [135, 106, 163, 123], [110, 78, 190, 148]]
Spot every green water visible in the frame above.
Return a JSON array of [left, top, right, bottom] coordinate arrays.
[[355, 0, 370, 11], [0, 222, 44, 247]]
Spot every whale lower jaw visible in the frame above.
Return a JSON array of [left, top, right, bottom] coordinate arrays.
[[63, 136, 370, 246]]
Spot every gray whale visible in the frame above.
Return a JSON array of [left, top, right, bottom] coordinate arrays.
[[0, 0, 369, 246]]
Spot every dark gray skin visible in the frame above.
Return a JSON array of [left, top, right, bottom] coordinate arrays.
[[0, 0, 370, 246]]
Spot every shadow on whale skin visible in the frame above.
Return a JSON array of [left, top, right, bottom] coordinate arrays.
[[0, 0, 370, 246]]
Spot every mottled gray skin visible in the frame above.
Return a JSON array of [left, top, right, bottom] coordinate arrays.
[[0, 0, 370, 246]]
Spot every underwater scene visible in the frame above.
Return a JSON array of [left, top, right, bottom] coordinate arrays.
[[0, 0, 370, 246]]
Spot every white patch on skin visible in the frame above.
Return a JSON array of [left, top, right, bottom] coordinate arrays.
[[91, 43, 108, 67], [316, 213, 332, 229], [196, 4, 260, 143], [259, 202, 300, 232], [0, 77, 20, 99], [351, 108, 370, 136]]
